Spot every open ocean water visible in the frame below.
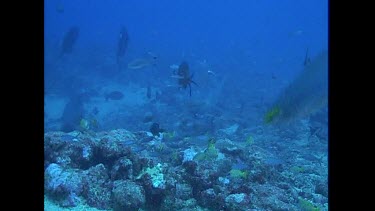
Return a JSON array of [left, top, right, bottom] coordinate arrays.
[[44, 0, 328, 210]]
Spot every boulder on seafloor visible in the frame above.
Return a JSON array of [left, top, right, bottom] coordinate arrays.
[[137, 163, 166, 189], [44, 131, 97, 169], [112, 180, 146, 210], [182, 147, 199, 163], [110, 157, 134, 180], [199, 188, 226, 210], [225, 193, 251, 210], [175, 183, 193, 200], [82, 164, 112, 209], [44, 163, 83, 207]]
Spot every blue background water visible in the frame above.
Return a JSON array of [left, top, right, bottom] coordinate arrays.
[[44, 0, 327, 133], [45, 0, 327, 76]]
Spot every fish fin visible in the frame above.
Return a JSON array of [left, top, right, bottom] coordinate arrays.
[[189, 84, 192, 96], [304, 47, 311, 66], [191, 80, 198, 86]]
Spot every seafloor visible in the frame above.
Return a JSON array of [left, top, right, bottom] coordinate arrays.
[[44, 114, 327, 210]]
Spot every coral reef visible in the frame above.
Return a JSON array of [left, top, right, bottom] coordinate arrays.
[[44, 121, 328, 210]]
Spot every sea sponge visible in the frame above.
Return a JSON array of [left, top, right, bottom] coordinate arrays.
[[264, 106, 281, 124]]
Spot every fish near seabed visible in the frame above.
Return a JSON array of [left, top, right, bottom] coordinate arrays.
[[127, 59, 152, 70], [105, 91, 124, 101], [127, 52, 158, 70], [117, 26, 129, 66], [150, 122, 165, 137], [174, 61, 198, 96], [59, 26, 79, 58], [264, 50, 328, 125], [304, 47, 311, 67]]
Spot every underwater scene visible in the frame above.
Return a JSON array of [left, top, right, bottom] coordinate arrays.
[[44, 0, 328, 210]]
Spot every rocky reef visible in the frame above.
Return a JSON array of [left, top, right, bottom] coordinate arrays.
[[44, 121, 328, 210]]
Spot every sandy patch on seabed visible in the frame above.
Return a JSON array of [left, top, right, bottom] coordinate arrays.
[[44, 196, 111, 211]]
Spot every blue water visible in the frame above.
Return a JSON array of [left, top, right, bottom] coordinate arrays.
[[44, 0, 328, 210]]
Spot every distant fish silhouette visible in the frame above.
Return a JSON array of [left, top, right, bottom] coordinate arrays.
[[60, 26, 79, 58], [117, 26, 129, 66], [174, 61, 198, 96], [150, 122, 165, 137], [61, 94, 84, 132], [304, 47, 311, 67], [127, 52, 158, 70], [147, 84, 152, 99], [105, 91, 124, 101]]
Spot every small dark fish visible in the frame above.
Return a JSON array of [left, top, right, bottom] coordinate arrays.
[[146, 85, 152, 99], [105, 91, 124, 101], [60, 26, 79, 57], [155, 91, 161, 101], [117, 26, 129, 65], [175, 61, 198, 96], [143, 115, 153, 123], [150, 122, 165, 137], [304, 47, 311, 66], [177, 61, 190, 78], [92, 107, 99, 115]]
